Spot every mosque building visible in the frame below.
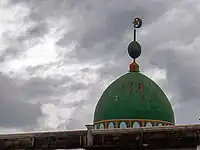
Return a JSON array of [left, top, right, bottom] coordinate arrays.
[[92, 18, 175, 130], [0, 17, 198, 150]]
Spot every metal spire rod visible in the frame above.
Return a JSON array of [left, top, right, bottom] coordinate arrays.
[[132, 17, 143, 41], [134, 28, 136, 41]]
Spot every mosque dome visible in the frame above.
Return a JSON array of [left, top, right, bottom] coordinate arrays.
[[93, 72, 175, 129], [92, 17, 175, 129]]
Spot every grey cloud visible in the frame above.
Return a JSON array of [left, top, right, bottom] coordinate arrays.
[[0, 71, 89, 128], [57, 0, 174, 61], [0, 35, 25, 63], [20, 74, 88, 101], [20, 77, 62, 99], [0, 73, 42, 128], [16, 0, 174, 50], [0, 4, 49, 64], [22, 21, 49, 40], [150, 46, 200, 102]]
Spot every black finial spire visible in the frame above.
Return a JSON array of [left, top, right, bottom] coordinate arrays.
[[134, 28, 136, 41], [128, 17, 142, 72]]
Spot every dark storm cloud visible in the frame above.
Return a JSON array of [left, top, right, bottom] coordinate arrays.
[[0, 70, 89, 128], [20, 75, 88, 100], [56, 0, 175, 63], [15, 0, 173, 49], [150, 43, 200, 101], [0, 73, 41, 127]]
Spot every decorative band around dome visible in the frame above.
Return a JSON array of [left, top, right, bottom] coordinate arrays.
[[93, 119, 174, 129]]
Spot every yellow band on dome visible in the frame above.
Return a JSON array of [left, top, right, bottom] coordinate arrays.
[[94, 119, 174, 125]]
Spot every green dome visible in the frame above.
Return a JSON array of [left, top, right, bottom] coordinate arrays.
[[93, 72, 175, 126]]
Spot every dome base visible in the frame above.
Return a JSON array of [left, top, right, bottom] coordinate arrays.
[[93, 119, 174, 129]]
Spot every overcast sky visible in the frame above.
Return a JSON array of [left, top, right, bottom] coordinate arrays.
[[0, 0, 200, 133]]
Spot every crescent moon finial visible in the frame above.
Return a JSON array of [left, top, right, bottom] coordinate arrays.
[[133, 17, 143, 28]]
